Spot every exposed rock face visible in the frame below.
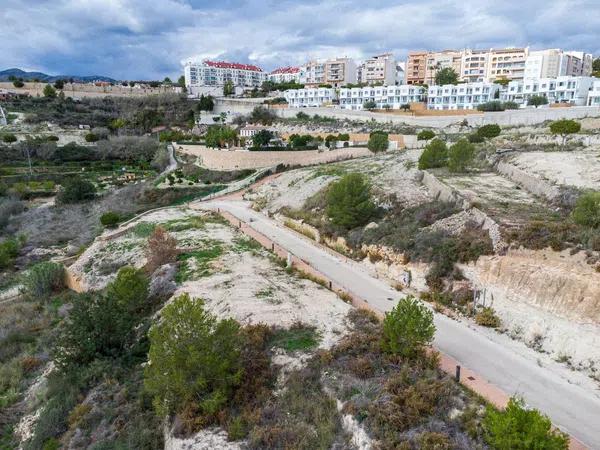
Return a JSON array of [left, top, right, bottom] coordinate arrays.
[[149, 263, 177, 300], [361, 244, 429, 292]]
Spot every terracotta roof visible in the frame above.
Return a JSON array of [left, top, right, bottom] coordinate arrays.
[[270, 66, 300, 75], [203, 60, 263, 72]]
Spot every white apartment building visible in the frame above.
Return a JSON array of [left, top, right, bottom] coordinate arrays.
[[268, 66, 301, 84], [338, 85, 426, 110], [359, 53, 397, 85], [486, 48, 528, 82], [501, 76, 595, 106], [395, 62, 406, 85], [460, 50, 490, 83], [525, 49, 594, 79], [587, 80, 600, 106], [182, 59, 266, 95], [284, 87, 337, 107], [427, 82, 501, 110], [300, 58, 357, 87]]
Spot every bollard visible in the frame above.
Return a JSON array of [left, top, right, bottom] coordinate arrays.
[[286, 252, 292, 268], [271, 243, 274, 251], [329, 281, 332, 289], [455, 365, 461, 382]]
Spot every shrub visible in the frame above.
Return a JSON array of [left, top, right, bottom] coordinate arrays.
[[447, 139, 475, 172], [477, 101, 505, 112], [504, 101, 519, 110], [22, 261, 65, 300], [475, 307, 501, 328], [467, 133, 485, 143], [56, 177, 96, 204], [0, 237, 22, 269], [84, 133, 99, 142], [43, 84, 57, 98], [381, 295, 435, 359], [527, 95, 548, 108], [483, 397, 569, 449], [105, 266, 149, 315], [418, 138, 448, 170], [2, 134, 17, 143], [572, 191, 600, 228], [477, 124, 501, 139], [417, 130, 435, 141], [145, 293, 242, 418], [326, 173, 376, 229], [550, 119, 581, 147], [367, 132, 389, 152], [145, 226, 178, 273], [100, 211, 121, 228], [363, 100, 377, 110]]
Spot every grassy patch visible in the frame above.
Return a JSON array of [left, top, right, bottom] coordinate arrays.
[[233, 235, 263, 253], [308, 165, 347, 180], [130, 222, 157, 238], [175, 242, 224, 282], [269, 324, 321, 352]]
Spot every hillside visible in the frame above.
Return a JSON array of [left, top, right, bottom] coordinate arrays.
[[0, 68, 116, 83]]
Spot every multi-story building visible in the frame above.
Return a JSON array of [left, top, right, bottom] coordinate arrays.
[[525, 49, 594, 79], [587, 80, 600, 106], [427, 82, 501, 110], [338, 85, 426, 110], [501, 76, 595, 106], [284, 87, 337, 107], [486, 48, 528, 82], [424, 50, 462, 85], [359, 53, 397, 85], [182, 59, 266, 94], [395, 62, 406, 85], [406, 51, 428, 84], [268, 67, 301, 84], [562, 51, 593, 77], [324, 57, 357, 87], [299, 61, 326, 85], [460, 49, 490, 83]]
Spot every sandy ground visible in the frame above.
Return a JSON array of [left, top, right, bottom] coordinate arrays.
[[507, 150, 600, 190]]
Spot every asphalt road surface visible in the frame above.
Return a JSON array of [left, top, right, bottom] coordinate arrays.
[[197, 198, 600, 448]]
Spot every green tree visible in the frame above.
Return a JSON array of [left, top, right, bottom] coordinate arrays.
[[592, 57, 600, 72], [223, 80, 235, 96], [177, 75, 187, 92], [381, 295, 436, 359], [549, 119, 581, 147], [144, 293, 243, 417], [53, 79, 65, 90], [105, 266, 149, 315], [367, 132, 389, 153], [434, 67, 459, 85], [571, 191, 600, 228], [527, 95, 548, 108], [198, 94, 215, 111], [447, 139, 475, 173], [483, 397, 569, 449], [477, 124, 502, 139], [163, 77, 172, 84], [23, 261, 65, 301], [251, 129, 274, 148], [205, 125, 237, 148], [417, 130, 435, 141], [56, 177, 96, 204], [84, 132, 99, 142], [326, 173, 376, 229], [100, 211, 120, 228], [2, 134, 17, 143], [363, 100, 377, 110], [12, 79, 24, 88], [43, 84, 57, 98], [418, 138, 448, 170]]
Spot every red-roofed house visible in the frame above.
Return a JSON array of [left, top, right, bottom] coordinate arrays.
[[268, 66, 301, 84], [182, 58, 267, 95]]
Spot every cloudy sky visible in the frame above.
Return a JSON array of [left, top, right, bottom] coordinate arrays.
[[1, 0, 599, 80]]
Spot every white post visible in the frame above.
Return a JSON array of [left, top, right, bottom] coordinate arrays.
[[286, 252, 292, 268]]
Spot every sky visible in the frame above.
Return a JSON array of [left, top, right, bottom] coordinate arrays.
[[1, 0, 599, 80]]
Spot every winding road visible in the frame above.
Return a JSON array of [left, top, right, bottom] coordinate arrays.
[[194, 198, 600, 448]]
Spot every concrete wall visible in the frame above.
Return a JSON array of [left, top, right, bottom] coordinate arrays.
[[0, 82, 181, 99], [177, 145, 373, 170]]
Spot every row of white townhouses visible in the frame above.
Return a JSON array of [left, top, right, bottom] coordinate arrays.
[[285, 77, 600, 110]]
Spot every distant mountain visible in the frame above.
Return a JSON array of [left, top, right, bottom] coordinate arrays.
[[0, 68, 117, 83]]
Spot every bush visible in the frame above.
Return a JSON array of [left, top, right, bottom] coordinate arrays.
[[477, 124, 501, 139], [105, 266, 149, 315], [417, 130, 435, 141], [23, 261, 65, 300], [363, 100, 377, 110], [0, 237, 23, 269], [145, 226, 178, 273], [84, 133, 99, 142], [477, 101, 505, 112], [144, 293, 242, 418], [1, 134, 17, 143], [503, 101, 519, 110], [447, 139, 475, 173], [483, 397, 569, 449], [550, 119, 581, 147], [367, 132, 389, 153], [56, 177, 96, 204], [467, 133, 485, 143], [475, 307, 501, 328], [100, 211, 121, 228], [572, 191, 600, 228], [326, 173, 376, 229], [418, 138, 448, 170], [527, 95, 548, 108], [381, 295, 436, 359]]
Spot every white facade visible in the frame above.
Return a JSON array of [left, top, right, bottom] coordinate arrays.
[[359, 53, 397, 85], [182, 59, 267, 95], [338, 85, 426, 110], [427, 82, 501, 110], [268, 67, 301, 84], [284, 88, 337, 107], [501, 76, 595, 106], [587, 80, 600, 106], [525, 49, 594, 79]]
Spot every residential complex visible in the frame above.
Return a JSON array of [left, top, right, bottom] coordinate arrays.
[[338, 85, 426, 110], [525, 49, 593, 79], [268, 66, 301, 83], [298, 58, 357, 87], [182, 59, 266, 95], [358, 53, 397, 85], [427, 82, 501, 110], [424, 50, 462, 85], [284, 87, 337, 107], [587, 80, 600, 106], [501, 76, 595, 106], [406, 51, 428, 85]]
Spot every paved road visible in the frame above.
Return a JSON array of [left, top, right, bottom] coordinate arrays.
[[197, 198, 600, 448]]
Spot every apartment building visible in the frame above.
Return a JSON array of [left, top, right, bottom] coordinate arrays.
[[359, 53, 397, 85], [427, 82, 500, 110], [284, 87, 337, 107], [324, 57, 357, 87], [338, 85, 426, 110], [501, 76, 595, 106], [396, 62, 406, 85], [182, 59, 266, 94], [525, 49, 593, 79], [460, 49, 490, 83], [486, 48, 528, 82], [268, 66, 301, 84], [587, 80, 600, 106], [299, 61, 325, 85], [424, 50, 462, 85], [406, 51, 428, 84]]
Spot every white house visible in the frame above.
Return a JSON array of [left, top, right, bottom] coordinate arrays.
[[284, 88, 337, 107], [427, 82, 500, 110], [587, 80, 600, 107], [182, 59, 267, 95], [268, 67, 301, 84], [238, 125, 269, 138], [501, 76, 595, 106], [338, 85, 426, 110]]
